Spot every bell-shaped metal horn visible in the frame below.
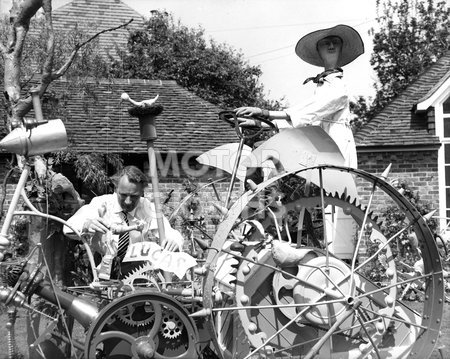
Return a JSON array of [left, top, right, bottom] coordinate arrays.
[[0, 119, 68, 156]]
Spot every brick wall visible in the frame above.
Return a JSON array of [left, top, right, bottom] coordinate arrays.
[[0, 154, 239, 257], [357, 149, 439, 222], [0, 149, 440, 247], [148, 177, 239, 238]]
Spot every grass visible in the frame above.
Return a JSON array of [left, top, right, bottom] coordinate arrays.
[[0, 302, 449, 359]]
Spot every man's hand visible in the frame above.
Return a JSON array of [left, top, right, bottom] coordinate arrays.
[[161, 233, 184, 252], [83, 217, 110, 234]]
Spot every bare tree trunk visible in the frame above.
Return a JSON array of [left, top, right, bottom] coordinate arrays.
[[1, 0, 132, 128], [2, 0, 45, 128]]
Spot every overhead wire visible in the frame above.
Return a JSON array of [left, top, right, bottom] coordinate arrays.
[[208, 18, 372, 34], [244, 18, 377, 62]]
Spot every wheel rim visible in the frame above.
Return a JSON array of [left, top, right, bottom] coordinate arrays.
[[203, 165, 444, 359], [84, 291, 199, 358]]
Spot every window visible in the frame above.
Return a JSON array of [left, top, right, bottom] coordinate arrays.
[[442, 96, 450, 228]]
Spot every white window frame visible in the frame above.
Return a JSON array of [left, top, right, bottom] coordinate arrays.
[[434, 92, 450, 234]]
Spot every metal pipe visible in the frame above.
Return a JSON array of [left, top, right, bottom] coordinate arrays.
[[0, 164, 30, 251], [224, 137, 244, 209]]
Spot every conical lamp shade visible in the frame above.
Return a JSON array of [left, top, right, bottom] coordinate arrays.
[[0, 119, 67, 156]]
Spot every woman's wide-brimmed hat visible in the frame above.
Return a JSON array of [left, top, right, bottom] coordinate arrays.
[[295, 24, 364, 67]]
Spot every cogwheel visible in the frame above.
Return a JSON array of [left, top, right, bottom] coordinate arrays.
[[116, 302, 156, 327], [121, 262, 162, 291], [297, 191, 383, 229], [160, 309, 185, 340]]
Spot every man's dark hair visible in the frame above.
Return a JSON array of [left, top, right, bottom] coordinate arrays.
[[111, 165, 149, 187]]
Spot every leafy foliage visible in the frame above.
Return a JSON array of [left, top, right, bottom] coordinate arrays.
[[359, 180, 438, 292], [352, 0, 450, 126], [53, 151, 123, 196], [0, 14, 112, 98], [371, 0, 450, 110], [380, 179, 437, 263], [110, 10, 284, 110], [0, 11, 122, 193], [349, 95, 377, 132]]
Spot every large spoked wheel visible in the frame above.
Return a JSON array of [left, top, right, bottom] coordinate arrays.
[[84, 291, 199, 358], [203, 165, 444, 359]]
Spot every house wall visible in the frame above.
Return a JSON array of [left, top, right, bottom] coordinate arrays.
[[125, 153, 241, 240], [357, 149, 440, 226], [156, 178, 240, 239], [0, 154, 238, 258], [0, 149, 440, 254]]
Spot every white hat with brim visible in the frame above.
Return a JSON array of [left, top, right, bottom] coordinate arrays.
[[295, 24, 364, 68]]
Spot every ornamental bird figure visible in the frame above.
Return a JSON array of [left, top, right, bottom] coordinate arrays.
[[271, 240, 318, 267], [120, 92, 159, 108]]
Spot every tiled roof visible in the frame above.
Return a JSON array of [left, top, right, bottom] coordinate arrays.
[[50, 78, 236, 154], [354, 52, 450, 149], [2, 1, 237, 154], [52, 0, 145, 59]]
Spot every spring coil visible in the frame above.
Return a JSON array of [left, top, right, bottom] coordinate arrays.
[[6, 309, 17, 359]]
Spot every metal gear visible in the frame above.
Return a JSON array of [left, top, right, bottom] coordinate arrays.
[[203, 165, 444, 359], [84, 291, 199, 359], [160, 309, 185, 340], [121, 262, 162, 292], [115, 301, 156, 327], [271, 192, 390, 324]]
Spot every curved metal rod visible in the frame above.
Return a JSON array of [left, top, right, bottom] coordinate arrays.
[[14, 208, 99, 283], [168, 177, 227, 222]]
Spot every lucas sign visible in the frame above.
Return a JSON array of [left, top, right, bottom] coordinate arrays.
[[123, 241, 197, 278]]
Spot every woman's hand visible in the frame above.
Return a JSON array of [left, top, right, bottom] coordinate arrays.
[[234, 107, 263, 117], [237, 117, 273, 128], [234, 107, 272, 127]]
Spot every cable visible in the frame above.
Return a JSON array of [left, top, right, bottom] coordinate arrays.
[[208, 17, 374, 34], [245, 18, 376, 60]]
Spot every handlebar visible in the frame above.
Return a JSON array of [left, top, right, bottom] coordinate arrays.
[[218, 110, 278, 140]]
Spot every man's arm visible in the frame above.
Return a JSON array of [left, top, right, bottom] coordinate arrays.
[[64, 197, 110, 236], [144, 200, 184, 252], [160, 216, 184, 252]]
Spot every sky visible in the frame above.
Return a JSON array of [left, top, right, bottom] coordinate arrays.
[[4, 0, 379, 106], [119, 0, 379, 106]]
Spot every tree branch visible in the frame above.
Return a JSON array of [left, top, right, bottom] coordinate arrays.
[[22, 18, 134, 118], [41, 0, 55, 83], [52, 18, 133, 79], [4, 0, 44, 111], [3, 0, 133, 125], [9, 0, 43, 53]]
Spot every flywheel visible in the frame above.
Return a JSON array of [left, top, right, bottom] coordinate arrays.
[[202, 165, 444, 359]]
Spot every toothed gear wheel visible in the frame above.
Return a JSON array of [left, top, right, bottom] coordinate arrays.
[[116, 302, 155, 327], [84, 292, 199, 358], [203, 165, 444, 359], [269, 192, 390, 324], [160, 309, 185, 340], [121, 262, 161, 292]]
